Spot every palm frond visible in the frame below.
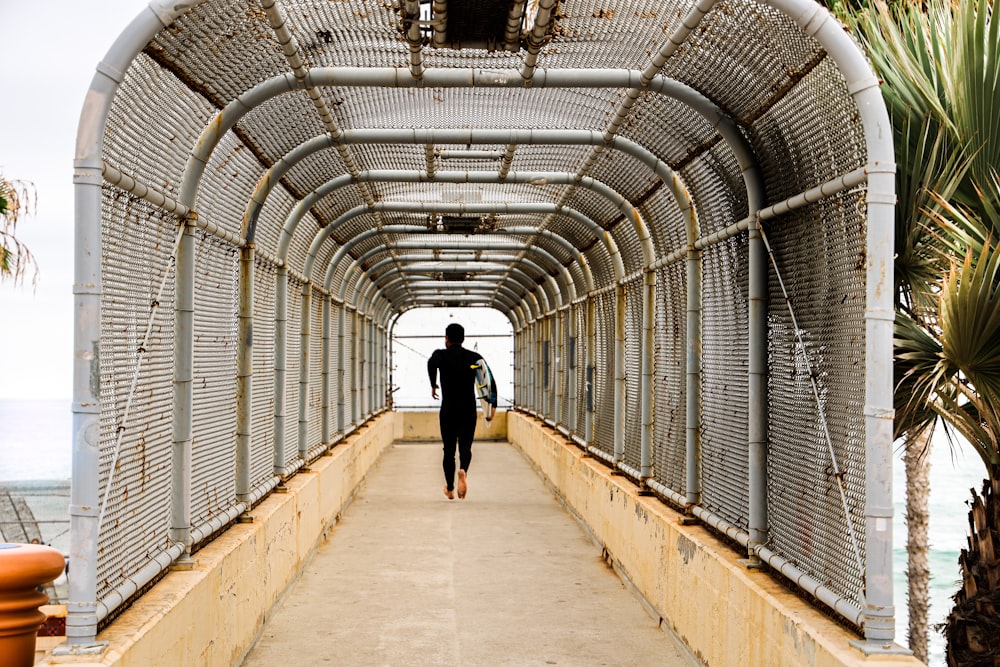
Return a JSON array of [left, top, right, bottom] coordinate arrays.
[[895, 116, 973, 309]]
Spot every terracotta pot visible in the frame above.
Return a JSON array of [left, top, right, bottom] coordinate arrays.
[[0, 543, 66, 667]]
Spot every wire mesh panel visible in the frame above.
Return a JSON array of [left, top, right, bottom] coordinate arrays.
[[544, 316, 555, 420], [308, 287, 324, 449], [342, 309, 355, 426], [190, 231, 239, 531], [700, 235, 750, 530], [653, 261, 687, 494], [285, 277, 304, 465], [559, 309, 572, 428], [575, 303, 588, 440], [592, 290, 617, 457], [764, 191, 868, 606], [252, 258, 278, 486], [330, 301, 344, 435], [623, 277, 644, 470], [97, 189, 176, 603]]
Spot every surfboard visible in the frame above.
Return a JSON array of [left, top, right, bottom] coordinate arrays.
[[472, 359, 497, 422]]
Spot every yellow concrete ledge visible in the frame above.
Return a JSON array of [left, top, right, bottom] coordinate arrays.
[[36, 412, 397, 667], [507, 412, 922, 667], [393, 409, 507, 441]]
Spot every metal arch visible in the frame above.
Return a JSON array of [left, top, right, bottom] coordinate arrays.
[[355, 256, 542, 308], [349, 233, 584, 303], [350, 226, 594, 299], [273, 168, 645, 278], [372, 267, 536, 305], [359, 238, 578, 304], [358, 253, 560, 316], [375, 270, 538, 316], [233, 68, 761, 242], [339, 240, 549, 310], [317, 203, 623, 299], [382, 278, 526, 309], [382, 283, 522, 314], [275, 177, 625, 290], [353, 255, 544, 320]]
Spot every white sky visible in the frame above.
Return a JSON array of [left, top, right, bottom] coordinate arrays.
[[0, 1, 149, 398]]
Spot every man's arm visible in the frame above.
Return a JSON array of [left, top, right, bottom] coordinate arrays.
[[427, 351, 439, 400], [489, 371, 498, 407]]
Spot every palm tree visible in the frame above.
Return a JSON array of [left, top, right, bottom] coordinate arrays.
[[0, 175, 37, 286], [848, 0, 1000, 663]]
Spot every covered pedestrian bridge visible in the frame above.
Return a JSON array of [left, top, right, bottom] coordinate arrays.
[[57, 0, 913, 664]]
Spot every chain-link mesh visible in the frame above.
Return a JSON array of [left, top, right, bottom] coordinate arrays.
[[330, 301, 343, 434], [592, 290, 617, 458], [191, 231, 239, 531], [284, 277, 304, 465], [764, 190, 868, 605], [98, 189, 176, 602], [252, 258, 278, 487], [653, 261, 686, 494], [559, 310, 572, 428], [575, 304, 588, 439], [700, 235, 750, 529], [623, 277, 644, 470], [308, 287, 325, 449]]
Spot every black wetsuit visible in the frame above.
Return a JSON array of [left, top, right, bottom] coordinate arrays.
[[427, 345, 495, 491]]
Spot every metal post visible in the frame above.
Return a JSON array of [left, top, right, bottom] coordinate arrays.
[[747, 221, 768, 559], [170, 220, 194, 556], [544, 317, 552, 419], [686, 240, 702, 507], [274, 266, 287, 474], [568, 303, 577, 435], [298, 283, 311, 461], [586, 295, 596, 444], [640, 267, 655, 479], [338, 304, 346, 434], [368, 320, 374, 415], [512, 328, 519, 408], [352, 309, 360, 425], [68, 158, 103, 649], [528, 322, 537, 412], [321, 295, 330, 444], [554, 309, 563, 427], [236, 244, 254, 501], [66, 4, 190, 649]]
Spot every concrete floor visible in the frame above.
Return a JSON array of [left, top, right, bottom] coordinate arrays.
[[241, 440, 698, 667]]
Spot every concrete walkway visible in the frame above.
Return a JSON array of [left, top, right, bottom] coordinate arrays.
[[241, 441, 698, 667]]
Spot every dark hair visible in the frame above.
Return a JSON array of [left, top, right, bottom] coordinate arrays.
[[445, 322, 465, 344]]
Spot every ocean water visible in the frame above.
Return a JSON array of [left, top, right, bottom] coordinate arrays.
[[0, 398, 73, 481], [0, 393, 981, 665]]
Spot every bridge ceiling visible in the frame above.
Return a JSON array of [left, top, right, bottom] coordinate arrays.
[[98, 0, 869, 320]]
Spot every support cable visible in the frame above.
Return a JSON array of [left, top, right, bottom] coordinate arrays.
[[754, 217, 865, 601], [95, 223, 186, 539]]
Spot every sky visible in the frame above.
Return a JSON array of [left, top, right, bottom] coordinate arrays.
[[0, 0, 150, 398]]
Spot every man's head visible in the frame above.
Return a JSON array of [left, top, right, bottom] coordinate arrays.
[[445, 322, 465, 346]]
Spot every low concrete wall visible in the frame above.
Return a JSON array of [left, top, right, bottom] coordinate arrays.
[[507, 412, 920, 667], [394, 409, 507, 441], [38, 412, 397, 667]]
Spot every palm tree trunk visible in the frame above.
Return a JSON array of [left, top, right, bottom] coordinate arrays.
[[905, 428, 931, 663], [945, 464, 1000, 666]]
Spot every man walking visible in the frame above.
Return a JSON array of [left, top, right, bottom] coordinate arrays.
[[427, 323, 496, 500]]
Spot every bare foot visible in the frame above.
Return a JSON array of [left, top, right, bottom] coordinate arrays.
[[443, 485, 454, 500], [457, 469, 468, 499]]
